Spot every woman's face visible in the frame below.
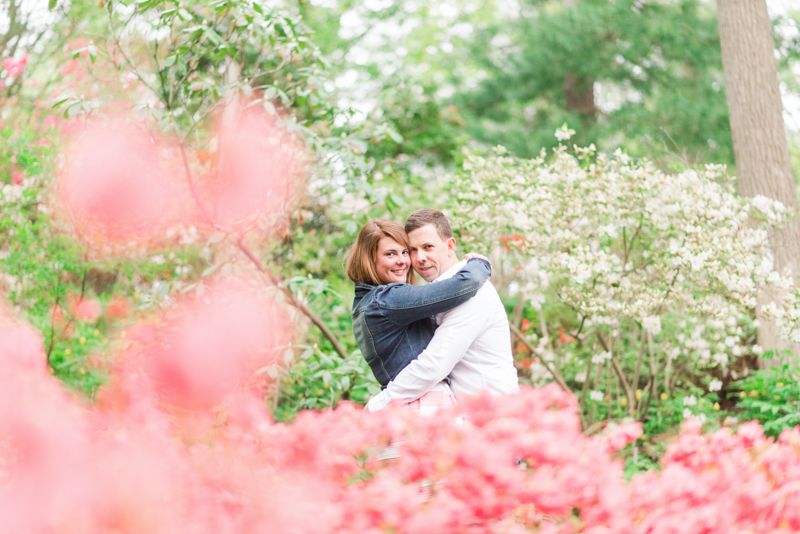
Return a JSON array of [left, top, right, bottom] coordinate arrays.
[[375, 236, 411, 284]]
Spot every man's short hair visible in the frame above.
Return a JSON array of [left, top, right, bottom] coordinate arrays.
[[405, 208, 453, 241]]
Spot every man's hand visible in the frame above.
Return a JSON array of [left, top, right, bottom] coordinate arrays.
[[462, 252, 491, 266]]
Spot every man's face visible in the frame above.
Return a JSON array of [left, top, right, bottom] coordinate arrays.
[[408, 224, 456, 282]]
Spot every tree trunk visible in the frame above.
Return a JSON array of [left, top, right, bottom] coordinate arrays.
[[562, 0, 597, 120], [717, 0, 800, 365], [563, 72, 597, 119]]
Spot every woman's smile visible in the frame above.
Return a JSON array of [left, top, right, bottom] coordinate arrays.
[[376, 236, 411, 284]]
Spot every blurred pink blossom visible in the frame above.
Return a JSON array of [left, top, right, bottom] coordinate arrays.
[[2, 53, 28, 78], [57, 120, 184, 245], [67, 294, 101, 322], [133, 282, 289, 410], [201, 108, 302, 227]]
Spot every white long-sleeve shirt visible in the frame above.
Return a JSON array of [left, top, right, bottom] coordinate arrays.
[[366, 260, 519, 411]]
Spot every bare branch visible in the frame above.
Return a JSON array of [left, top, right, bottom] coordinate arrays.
[[509, 321, 569, 392]]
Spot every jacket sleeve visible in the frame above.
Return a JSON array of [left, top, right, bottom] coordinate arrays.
[[376, 258, 491, 326]]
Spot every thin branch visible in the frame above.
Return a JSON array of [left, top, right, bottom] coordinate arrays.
[[179, 143, 215, 225], [236, 236, 349, 359], [509, 322, 569, 392], [46, 273, 62, 364], [632, 325, 646, 405], [582, 418, 610, 436], [177, 142, 348, 359], [596, 332, 634, 417], [579, 349, 594, 419], [640, 331, 658, 421]]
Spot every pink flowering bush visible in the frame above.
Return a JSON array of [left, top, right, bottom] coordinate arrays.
[[3, 300, 800, 532]]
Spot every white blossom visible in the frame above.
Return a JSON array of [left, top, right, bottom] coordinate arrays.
[[555, 124, 576, 142], [453, 143, 799, 380], [709, 379, 722, 392], [642, 316, 662, 336], [591, 351, 612, 364], [589, 390, 604, 402]]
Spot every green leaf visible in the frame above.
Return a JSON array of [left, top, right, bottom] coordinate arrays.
[[163, 55, 176, 67], [51, 97, 70, 108], [180, 283, 198, 294], [87, 45, 97, 64], [156, 283, 170, 300], [389, 193, 408, 208], [201, 264, 219, 277], [386, 127, 404, 144], [48, 0, 57, 10], [66, 102, 83, 117]]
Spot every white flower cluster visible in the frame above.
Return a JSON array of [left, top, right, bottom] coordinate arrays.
[[454, 144, 794, 385]]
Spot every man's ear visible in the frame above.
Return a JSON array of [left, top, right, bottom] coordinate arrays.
[[447, 237, 456, 256]]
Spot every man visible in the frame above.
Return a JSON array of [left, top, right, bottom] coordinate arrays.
[[366, 208, 519, 411]]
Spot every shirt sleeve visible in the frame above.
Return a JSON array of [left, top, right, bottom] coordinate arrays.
[[376, 259, 491, 326], [366, 290, 488, 409]]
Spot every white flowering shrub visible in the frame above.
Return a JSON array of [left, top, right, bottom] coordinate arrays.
[[454, 135, 794, 423]]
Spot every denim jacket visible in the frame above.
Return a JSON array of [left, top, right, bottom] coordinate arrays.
[[351, 258, 491, 387]]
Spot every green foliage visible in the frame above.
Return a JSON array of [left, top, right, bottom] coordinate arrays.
[[454, 0, 731, 165], [732, 363, 800, 438], [274, 345, 379, 420]]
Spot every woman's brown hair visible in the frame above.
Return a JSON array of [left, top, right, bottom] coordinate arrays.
[[346, 220, 415, 285]]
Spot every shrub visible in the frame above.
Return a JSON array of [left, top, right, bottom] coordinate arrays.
[[454, 131, 789, 426]]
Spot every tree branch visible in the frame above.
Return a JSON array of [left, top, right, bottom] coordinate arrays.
[[509, 321, 569, 392], [236, 237, 349, 359]]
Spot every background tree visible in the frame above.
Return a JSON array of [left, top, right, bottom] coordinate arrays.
[[718, 0, 800, 359]]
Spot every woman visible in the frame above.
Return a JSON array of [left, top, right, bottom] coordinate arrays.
[[346, 219, 491, 411]]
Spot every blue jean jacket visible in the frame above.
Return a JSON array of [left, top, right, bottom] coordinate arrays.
[[351, 258, 491, 387]]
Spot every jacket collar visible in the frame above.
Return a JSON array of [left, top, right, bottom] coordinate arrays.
[[354, 282, 376, 298]]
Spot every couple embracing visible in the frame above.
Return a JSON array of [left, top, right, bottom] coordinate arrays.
[[346, 208, 519, 413]]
